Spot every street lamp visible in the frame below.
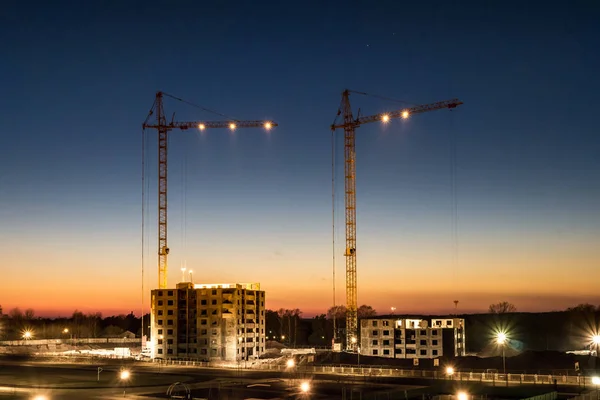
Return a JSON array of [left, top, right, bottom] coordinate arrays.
[[300, 381, 310, 394], [120, 369, 130, 396], [457, 391, 469, 400], [496, 332, 507, 374], [591, 335, 600, 356], [23, 330, 33, 340], [592, 376, 600, 399], [286, 359, 295, 368], [446, 366, 455, 378]]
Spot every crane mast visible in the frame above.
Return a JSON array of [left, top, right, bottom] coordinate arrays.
[[143, 91, 277, 289], [332, 89, 463, 351]]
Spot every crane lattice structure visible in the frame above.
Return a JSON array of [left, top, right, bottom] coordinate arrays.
[[331, 89, 463, 351], [143, 91, 277, 289]]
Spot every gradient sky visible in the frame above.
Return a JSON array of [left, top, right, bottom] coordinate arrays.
[[2, 1, 600, 317]]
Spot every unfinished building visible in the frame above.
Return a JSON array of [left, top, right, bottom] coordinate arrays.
[[149, 282, 266, 361], [360, 317, 466, 359]]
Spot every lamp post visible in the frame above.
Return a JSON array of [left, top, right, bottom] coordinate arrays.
[[591, 335, 600, 356], [591, 376, 600, 400], [120, 369, 130, 397], [497, 332, 507, 375]]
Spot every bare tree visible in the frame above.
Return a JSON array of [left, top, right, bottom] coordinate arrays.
[[276, 308, 286, 340], [488, 301, 517, 314], [9, 308, 23, 320], [292, 309, 302, 346], [24, 308, 35, 320]]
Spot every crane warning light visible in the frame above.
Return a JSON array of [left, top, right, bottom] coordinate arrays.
[[401, 110, 410, 119], [198, 123, 206, 131], [381, 114, 390, 123], [229, 123, 237, 130], [264, 122, 272, 130]]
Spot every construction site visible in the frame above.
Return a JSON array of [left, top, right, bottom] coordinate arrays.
[[139, 90, 463, 362]]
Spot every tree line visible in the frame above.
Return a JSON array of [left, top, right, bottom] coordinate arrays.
[[2, 301, 600, 353], [0, 306, 148, 341]]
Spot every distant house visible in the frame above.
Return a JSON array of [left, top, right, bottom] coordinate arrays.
[[122, 331, 136, 339]]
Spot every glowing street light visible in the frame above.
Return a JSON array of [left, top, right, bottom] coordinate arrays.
[[198, 123, 205, 131], [300, 381, 310, 393], [496, 332, 508, 374], [592, 376, 600, 385], [286, 358, 295, 368], [32, 395, 48, 400], [457, 392, 469, 400], [401, 110, 410, 119], [264, 122, 272, 130], [181, 266, 186, 282], [496, 332, 507, 344], [229, 123, 237, 131], [381, 114, 390, 123], [120, 369, 131, 397], [23, 330, 32, 340], [446, 366, 455, 376], [62, 328, 69, 334]]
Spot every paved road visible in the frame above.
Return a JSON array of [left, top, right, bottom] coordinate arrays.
[[0, 361, 422, 399]]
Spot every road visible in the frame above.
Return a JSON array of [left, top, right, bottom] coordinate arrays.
[[0, 360, 422, 399]]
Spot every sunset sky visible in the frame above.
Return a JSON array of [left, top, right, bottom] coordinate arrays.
[[2, 1, 599, 318]]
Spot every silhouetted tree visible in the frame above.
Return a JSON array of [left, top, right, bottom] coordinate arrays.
[[566, 304, 597, 313], [292, 308, 302, 346], [357, 305, 377, 318], [489, 301, 517, 313], [24, 308, 35, 320]]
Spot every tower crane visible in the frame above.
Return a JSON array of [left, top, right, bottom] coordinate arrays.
[[331, 89, 463, 351], [143, 91, 277, 289]]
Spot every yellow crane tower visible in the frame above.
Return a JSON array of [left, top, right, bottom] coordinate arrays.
[[143, 91, 277, 289], [331, 89, 463, 351]]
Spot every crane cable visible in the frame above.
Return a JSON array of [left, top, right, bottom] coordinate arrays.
[[331, 127, 337, 342], [348, 90, 417, 107], [450, 110, 459, 294], [141, 126, 146, 344], [162, 92, 238, 121]]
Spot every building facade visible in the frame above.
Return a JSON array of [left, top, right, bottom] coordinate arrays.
[[150, 282, 266, 361], [360, 317, 466, 359]]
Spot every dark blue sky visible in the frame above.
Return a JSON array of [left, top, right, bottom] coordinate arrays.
[[2, 1, 600, 315]]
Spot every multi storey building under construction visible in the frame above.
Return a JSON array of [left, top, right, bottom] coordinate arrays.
[[149, 282, 266, 361]]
